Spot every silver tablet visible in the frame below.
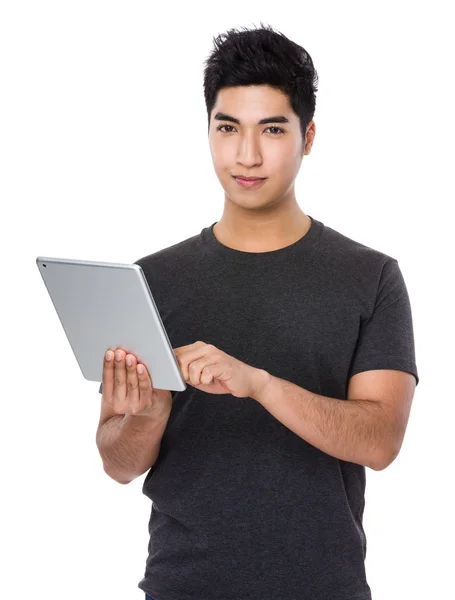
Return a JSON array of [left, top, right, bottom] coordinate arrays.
[[36, 256, 187, 392]]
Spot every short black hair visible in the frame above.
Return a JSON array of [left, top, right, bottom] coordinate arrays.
[[203, 22, 319, 145]]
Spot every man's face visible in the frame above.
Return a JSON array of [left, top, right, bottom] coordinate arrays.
[[208, 84, 315, 210]]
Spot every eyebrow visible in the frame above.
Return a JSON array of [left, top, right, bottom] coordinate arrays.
[[214, 112, 290, 125]]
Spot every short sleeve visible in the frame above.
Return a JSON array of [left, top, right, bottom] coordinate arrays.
[[348, 259, 419, 386]]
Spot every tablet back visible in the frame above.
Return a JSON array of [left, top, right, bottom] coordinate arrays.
[[36, 256, 186, 392]]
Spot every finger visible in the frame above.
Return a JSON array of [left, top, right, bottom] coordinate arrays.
[[188, 356, 217, 386], [137, 361, 153, 410], [113, 348, 127, 407], [102, 348, 116, 399], [176, 345, 213, 382], [173, 341, 204, 356], [125, 353, 140, 413], [200, 366, 214, 384]]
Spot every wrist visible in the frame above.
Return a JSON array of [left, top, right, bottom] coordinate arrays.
[[251, 368, 272, 400]]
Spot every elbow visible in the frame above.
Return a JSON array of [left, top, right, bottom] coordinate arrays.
[[102, 462, 133, 485], [369, 444, 400, 471], [96, 440, 135, 485], [116, 476, 133, 485]]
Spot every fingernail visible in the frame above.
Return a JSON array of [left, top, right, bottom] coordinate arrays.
[[115, 350, 122, 361], [106, 351, 113, 361], [126, 356, 132, 366]]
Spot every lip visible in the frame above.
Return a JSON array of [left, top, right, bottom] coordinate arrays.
[[233, 176, 267, 189]]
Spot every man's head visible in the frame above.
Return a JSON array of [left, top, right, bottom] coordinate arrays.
[[203, 23, 318, 212]]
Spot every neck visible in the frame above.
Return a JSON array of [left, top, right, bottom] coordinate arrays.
[[213, 196, 311, 253]]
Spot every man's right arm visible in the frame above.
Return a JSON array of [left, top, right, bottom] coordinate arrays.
[[96, 404, 171, 485]]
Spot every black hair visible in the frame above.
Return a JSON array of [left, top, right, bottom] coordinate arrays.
[[203, 22, 319, 146]]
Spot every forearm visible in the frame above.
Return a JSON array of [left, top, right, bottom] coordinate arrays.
[[252, 371, 393, 470], [96, 412, 170, 484]]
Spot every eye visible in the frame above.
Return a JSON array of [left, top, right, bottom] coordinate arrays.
[[217, 124, 236, 133], [217, 124, 285, 135]]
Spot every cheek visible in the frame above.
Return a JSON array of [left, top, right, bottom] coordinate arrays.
[[211, 150, 234, 178], [209, 139, 230, 165], [274, 143, 302, 171]]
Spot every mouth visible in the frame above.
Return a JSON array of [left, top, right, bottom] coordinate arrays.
[[233, 175, 267, 189]]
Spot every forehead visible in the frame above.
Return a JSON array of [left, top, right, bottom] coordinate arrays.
[[213, 85, 296, 123]]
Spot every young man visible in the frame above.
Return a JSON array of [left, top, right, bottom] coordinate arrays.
[[97, 24, 419, 600]]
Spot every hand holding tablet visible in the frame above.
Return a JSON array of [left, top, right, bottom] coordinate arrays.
[[36, 256, 187, 393], [101, 346, 173, 418]]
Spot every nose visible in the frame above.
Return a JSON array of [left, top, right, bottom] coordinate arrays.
[[236, 132, 262, 167]]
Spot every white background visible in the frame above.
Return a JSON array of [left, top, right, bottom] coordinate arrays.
[[1, 2, 453, 599]]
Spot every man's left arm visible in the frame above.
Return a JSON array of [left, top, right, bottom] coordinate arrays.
[[250, 258, 418, 472], [251, 367, 416, 471]]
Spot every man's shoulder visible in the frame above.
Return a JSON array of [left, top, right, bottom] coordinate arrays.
[[320, 220, 396, 269], [134, 230, 202, 271]]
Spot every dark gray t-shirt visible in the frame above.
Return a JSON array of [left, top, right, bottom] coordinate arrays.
[[99, 215, 419, 600]]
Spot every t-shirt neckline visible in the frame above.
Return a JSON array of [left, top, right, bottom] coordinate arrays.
[[201, 215, 322, 265]]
